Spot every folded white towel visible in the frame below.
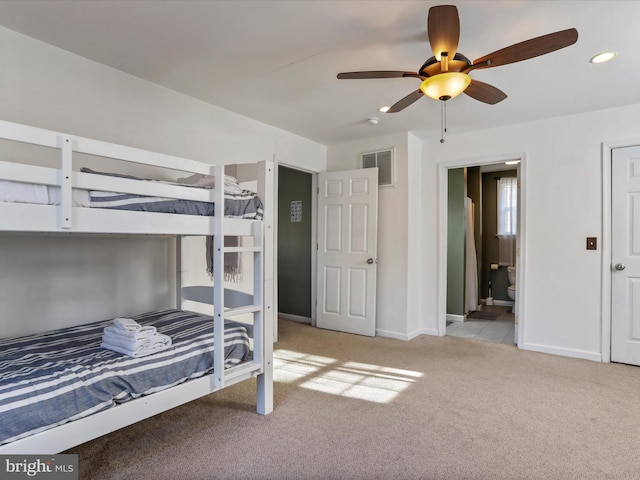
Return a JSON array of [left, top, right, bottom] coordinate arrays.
[[104, 325, 157, 339], [100, 342, 171, 358], [102, 317, 171, 357], [102, 330, 167, 350], [101, 333, 172, 358], [113, 318, 141, 332]]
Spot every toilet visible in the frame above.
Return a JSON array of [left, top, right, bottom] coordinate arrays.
[[507, 266, 516, 313]]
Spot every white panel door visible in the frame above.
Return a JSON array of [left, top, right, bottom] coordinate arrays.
[[612, 145, 640, 365], [317, 168, 378, 336]]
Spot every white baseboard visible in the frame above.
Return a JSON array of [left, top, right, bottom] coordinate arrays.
[[483, 298, 513, 307], [520, 342, 602, 362], [376, 327, 440, 340], [376, 328, 411, 340], [414, 327, 441, 338], [446, 314, 465, 323], [492, 299, 514, 307]]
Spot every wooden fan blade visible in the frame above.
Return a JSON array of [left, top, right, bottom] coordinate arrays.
[[428, 5, 460, 62], [472, 28, 578, 70], [337, 71, 420, 79], [387, 89, 424, 113], [464, 79, 507, 105]]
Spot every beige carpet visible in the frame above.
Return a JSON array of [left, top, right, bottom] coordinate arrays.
[[67, 319, 640, 480]]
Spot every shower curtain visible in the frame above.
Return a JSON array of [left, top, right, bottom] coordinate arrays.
[[465, 197, 479, 313]]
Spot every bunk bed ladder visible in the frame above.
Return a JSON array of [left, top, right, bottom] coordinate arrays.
[[212, 165, 264, 390]]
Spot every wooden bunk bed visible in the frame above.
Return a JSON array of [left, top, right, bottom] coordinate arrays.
[[0, 120, 274, 454]]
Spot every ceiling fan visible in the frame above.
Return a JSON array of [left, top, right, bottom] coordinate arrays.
[[337, 5, 578, 113]]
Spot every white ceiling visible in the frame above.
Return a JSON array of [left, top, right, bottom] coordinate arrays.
[[0, 0, 638, 146]]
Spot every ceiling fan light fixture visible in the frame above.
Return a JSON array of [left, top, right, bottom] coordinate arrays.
[[419, 72, 471, 101]]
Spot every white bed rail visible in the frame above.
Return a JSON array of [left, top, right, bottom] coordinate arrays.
[[0, 120, 230, 234], [0, 120, 213, 174]]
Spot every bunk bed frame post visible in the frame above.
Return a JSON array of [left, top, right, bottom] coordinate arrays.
[[213, 163, 225, 389], [257, 160, 274, 415], [175, 236, 183, 310], [58, 135, 73, 229]]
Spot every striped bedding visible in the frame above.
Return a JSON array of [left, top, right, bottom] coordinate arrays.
[[81, 167, 264, 219], [0, 310, 251, 446], [88, 188, 263, 219], [0, 172, 264, 220]]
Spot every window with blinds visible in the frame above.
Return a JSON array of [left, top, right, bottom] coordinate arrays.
[[497, 176, 518, 236]]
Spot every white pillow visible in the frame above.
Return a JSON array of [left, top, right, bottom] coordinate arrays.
[[176, 174, 207, 186], [194, 175, 216, 188]]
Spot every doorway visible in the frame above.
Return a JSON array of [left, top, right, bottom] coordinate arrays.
[[438, 154, 526, 347], [277, 165, 315, 324]]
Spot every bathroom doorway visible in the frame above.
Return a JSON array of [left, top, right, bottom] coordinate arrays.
[[439, 154, 525, 347]]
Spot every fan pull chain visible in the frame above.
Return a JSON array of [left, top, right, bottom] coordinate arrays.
[[440, 100, 448, 143]]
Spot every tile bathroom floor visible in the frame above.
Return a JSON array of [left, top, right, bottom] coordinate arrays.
[[446, 305, 515, 345]]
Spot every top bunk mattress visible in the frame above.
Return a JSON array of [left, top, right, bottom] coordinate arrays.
[[0, 176, 264, 220], [0, 309, 251, 446]]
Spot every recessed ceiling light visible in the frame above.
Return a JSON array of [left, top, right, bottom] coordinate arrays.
[[378, 106, 390, 113], [590, 51, 616, 64]]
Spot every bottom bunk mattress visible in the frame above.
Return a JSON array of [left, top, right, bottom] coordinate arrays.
[[0, 309, 250, 446]]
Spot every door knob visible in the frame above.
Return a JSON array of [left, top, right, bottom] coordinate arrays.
[[614, 263, 626, 271], [367, 258, 375, 264]]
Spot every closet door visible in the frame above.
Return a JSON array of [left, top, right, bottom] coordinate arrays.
[[611, 145, 640, 366], [316, 168, 378, 336]]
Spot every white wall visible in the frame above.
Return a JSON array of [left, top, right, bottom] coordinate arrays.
[[0, 235, 175, 338], [420, 102, 640, 361], [0, 26, 326, 333], [326, 101, 640, 361], [0, 28, 326, 171], [406, 132, 425, 338]]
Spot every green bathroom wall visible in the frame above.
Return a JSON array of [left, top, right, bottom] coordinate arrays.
[[447, 168, 465, 316]]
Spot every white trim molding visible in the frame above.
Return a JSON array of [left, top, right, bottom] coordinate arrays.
[[521, 342, 602, 363]]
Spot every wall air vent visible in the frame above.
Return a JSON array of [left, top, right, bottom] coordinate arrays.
[[361, 148, 394, 187]]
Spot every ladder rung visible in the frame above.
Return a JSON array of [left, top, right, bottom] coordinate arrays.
[[224, 361, 262, 381], [223, 246, 262, 253], [224, 304, 262, 317]]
